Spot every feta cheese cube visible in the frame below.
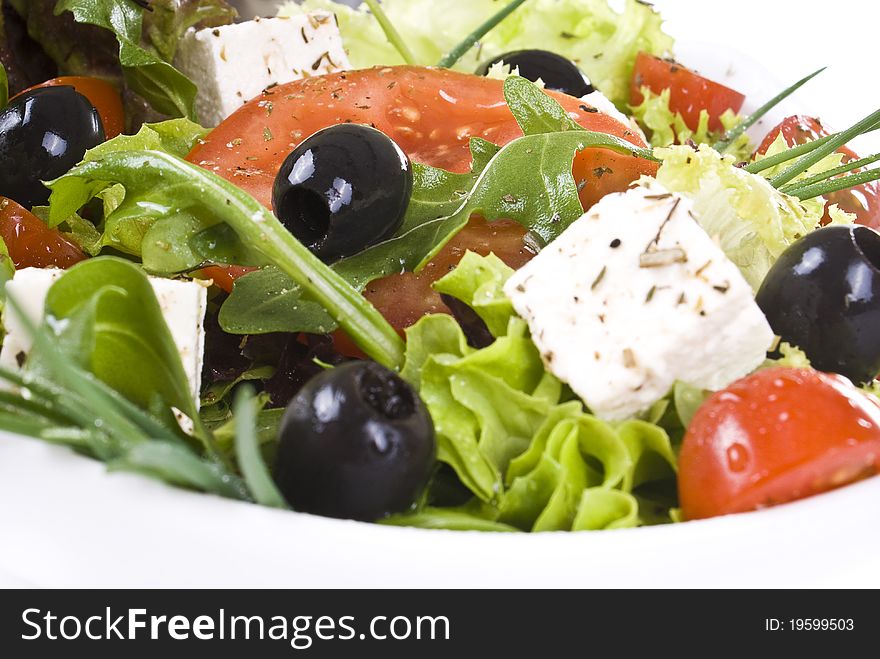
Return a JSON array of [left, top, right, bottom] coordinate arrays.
[[0, 268, 207, 408], [504, 181, 774, 421], [174, 13, 350, 126]]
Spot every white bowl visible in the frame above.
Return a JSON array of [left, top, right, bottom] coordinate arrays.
[[1, 0, 878, 588]]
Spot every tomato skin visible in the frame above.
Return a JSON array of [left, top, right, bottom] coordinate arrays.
[[188, 66, 655, 336], [0, 197, 87, 269], [679, 368, 880, 521], [630, 52, 745, 134], [17, 77, 125, 139], [757, 115, 880, 229]]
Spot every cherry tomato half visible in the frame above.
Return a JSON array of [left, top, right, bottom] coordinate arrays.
[[630, 52, 745, 134], [757, 115, 880, 229], [188, 66, 656, 337], [0, 196, 87, 269], [19, 76, 125, 139], [679, 367, 880, 521]]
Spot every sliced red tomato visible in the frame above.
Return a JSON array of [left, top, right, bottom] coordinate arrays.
[[679, 367, 880, 521], [630, 52, 745, 134], [757, 115, 880, 228], [17, 76, 125, 139], [188, 65, 656, 338], [0, 197, 87, 269]]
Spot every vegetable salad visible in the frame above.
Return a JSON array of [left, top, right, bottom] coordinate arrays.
[[0, 0, 879, 532]]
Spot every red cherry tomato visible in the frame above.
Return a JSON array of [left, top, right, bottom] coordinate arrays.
[[187, 66, 656, 337], [0, 197, 87, 269], [679, 367, 880, 521], [18, 76, 125, 139], [757, 115, 880, 228], [630, 52, 745, 134]]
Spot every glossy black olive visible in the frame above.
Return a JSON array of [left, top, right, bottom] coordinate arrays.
[[756, 225, 880, 384], [476, 49, 594, 97], [0, 86, 105, 209], [272, 124, 412, 263], [273, 361, 436, 521]]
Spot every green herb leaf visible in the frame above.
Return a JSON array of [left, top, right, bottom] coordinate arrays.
[[218, 266, 334, 335], [55, 0, 198, 118], [503, 76, 583, 135], [233, 386, 288, 509], [786, 168, 880, 201], [779, 151, 880, 194], [108, 441, 249, 499]]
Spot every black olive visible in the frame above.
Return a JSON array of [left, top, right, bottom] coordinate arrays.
[[756, 225, 880, 384], [273, 361, 435, 521], [0, 86, 105, 209], [476, 49, 594, 97], [272, 124, 412, 263]]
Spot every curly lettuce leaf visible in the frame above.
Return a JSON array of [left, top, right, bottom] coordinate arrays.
[[630, 86, 752, 160], [654, 144, 851, 290], [399, 252, 678, 531], [279, 0, 672, 106]]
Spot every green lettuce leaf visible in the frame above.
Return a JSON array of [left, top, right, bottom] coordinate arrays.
[[398, 252, 678, 531], [654, 144, 851, 290], [630, 86, 752, 160], [279, 0, 672, 106]]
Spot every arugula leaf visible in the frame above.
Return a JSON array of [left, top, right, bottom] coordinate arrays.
[[503, 76, 583, 135], [218, 266, 334, 335], [54, 0, 198, 118], [47, 150, 406, 369], [41, 257, 200, 423]]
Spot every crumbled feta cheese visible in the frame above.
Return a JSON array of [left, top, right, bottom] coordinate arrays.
[[504, 180, 774, 420], [174, 13, 350, 126], [0, 268, 207, 407]]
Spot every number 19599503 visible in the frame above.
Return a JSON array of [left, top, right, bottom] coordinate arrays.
[[765, 619, 854, 631]]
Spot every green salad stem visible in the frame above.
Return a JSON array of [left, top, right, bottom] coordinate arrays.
[[769, 108, 880, 188], [437, 0, 530, 69], [712, 67, 825, 154], [233, 387, 289, 509], [779, 151, 880, 194], [364, 0, 417, 65], [786, 168, 880, 201]]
